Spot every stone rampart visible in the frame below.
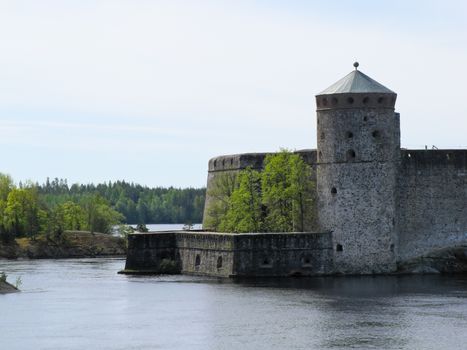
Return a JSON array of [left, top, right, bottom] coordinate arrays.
[[122, 231, 333, 277], [397, 149, 467, 261]]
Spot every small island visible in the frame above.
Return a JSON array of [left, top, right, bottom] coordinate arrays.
[[0, 272, 19, 294]]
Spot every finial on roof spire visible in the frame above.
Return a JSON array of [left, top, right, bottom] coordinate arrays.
[[353, 61, 359, 70]]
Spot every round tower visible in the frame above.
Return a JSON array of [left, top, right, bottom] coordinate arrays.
[[315, 63, 400, 274]]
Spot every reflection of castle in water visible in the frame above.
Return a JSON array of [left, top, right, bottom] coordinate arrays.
[[124, 63, 467, 277]]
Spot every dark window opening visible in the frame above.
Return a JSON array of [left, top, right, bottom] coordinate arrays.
[[332, 97, 338, 106], [301, 256, 312, 267], [347, 97, 354, 104], [346, 131, 353, 139], [217, 256, 223, 269], [260, 257, 273, 267], [377, 97, 384, 104], [363, 116, 368, 122], [336, 244, 343, 252], [390, 244, 395, 252], [331, 187, 337, 195], [372, 130, 380, 138], [322, 98, 328, 106], [195, 255, 201, 266], [346, 149, 356, 161], [230, 159, 233, 165], [363, 96, 369, 104], [213, 160, 217, 167]]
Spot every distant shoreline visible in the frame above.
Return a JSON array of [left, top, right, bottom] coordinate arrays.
[[0, 231, 126, 260]]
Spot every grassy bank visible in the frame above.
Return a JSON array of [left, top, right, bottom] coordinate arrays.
[[0, 231, 126, 259]]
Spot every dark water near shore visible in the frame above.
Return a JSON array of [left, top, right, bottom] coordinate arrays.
[[1, 258, 467, 350]]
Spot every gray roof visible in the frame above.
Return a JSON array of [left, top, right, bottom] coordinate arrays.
[[319, 69, 395, 95]]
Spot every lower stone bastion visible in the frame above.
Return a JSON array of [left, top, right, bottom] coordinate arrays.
[[121, 230, 333, 278]]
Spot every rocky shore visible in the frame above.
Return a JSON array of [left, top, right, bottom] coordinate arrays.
[[0, 279, 18, 294], [0, 231, 126, 259], [398, 245, 467, 274]]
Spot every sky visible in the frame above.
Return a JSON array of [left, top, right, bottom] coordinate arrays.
[[0, 0, 466, 188]]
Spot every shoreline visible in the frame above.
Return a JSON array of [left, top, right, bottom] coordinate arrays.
[[0, 231, 126, 260]]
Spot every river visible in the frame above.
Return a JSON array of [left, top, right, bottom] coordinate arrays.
[[1, 258, 467, 349]]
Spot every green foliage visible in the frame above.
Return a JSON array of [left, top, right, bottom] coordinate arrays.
[[206, 150, 316, 233], [0, 271, 6, 282], [136, 223, 149, 232], [0, 173, 126, 240], [38, 178, 205, 224], [203, 171, 238, 230], [219, 168, 263, 233]]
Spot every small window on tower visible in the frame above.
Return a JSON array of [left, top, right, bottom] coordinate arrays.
[[363, 96, 369, 104], [372, 130, 381, 138], [336, 244, 343, 252], [378, 97, 385, 104], [346, 131, 353, 139], [331, 187, 337, 195], [346, 150, 356, 161], [332, 97, 338, 106], [347, 97, 354, 104]]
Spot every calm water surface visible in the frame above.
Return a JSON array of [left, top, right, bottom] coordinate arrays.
[[1, 258, 467, 350]]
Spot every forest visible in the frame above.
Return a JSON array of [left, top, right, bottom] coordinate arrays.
[[38, 179, 206, 224], [0, 174, 206, 242]]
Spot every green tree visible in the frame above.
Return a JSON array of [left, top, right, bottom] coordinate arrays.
[[288, 155, 316, 232], [219, 168, 263, 233], [61, 201, 86, 231], [261, 150, 315, 232], [203, 172, 238, 231], [261, 150, 294, 232]]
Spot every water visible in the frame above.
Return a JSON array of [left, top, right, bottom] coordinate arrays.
[[1, 258, 467, 350]]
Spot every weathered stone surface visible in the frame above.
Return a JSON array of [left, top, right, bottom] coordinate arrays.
[[315, 91, 399, 274], [196, 68, 467, 276], [397, 150, 467, 261], [122, 231, 333, 277], [398, 245, 467, 274]]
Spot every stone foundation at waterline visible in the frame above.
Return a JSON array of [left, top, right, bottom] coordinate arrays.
[[122, 231, 333, 277]]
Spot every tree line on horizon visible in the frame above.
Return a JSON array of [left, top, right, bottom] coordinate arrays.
[[38, 179, 205, 224], [0, 174, 206, 243]]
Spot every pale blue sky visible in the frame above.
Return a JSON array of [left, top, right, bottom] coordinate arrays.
[[0, 0, 466, 187]]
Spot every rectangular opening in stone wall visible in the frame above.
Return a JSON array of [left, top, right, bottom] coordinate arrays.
[[260, 256, 273, 268], [301, 255, 313, 268]]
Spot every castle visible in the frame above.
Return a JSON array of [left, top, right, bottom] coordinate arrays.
[[123, 64, 467, 277]]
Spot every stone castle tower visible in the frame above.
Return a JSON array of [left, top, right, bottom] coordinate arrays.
[[315, 63, 400, 274]]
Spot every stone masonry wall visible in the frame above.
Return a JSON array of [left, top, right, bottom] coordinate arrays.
[[125, 233, 178, 272], [232, 232, 333, 277], [123, 231, 333, 277], [316, 100, 400, 274], [397, 149, 467, 261]]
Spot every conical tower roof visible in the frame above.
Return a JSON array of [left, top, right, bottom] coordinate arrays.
[[318, 64, 394, 95]]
